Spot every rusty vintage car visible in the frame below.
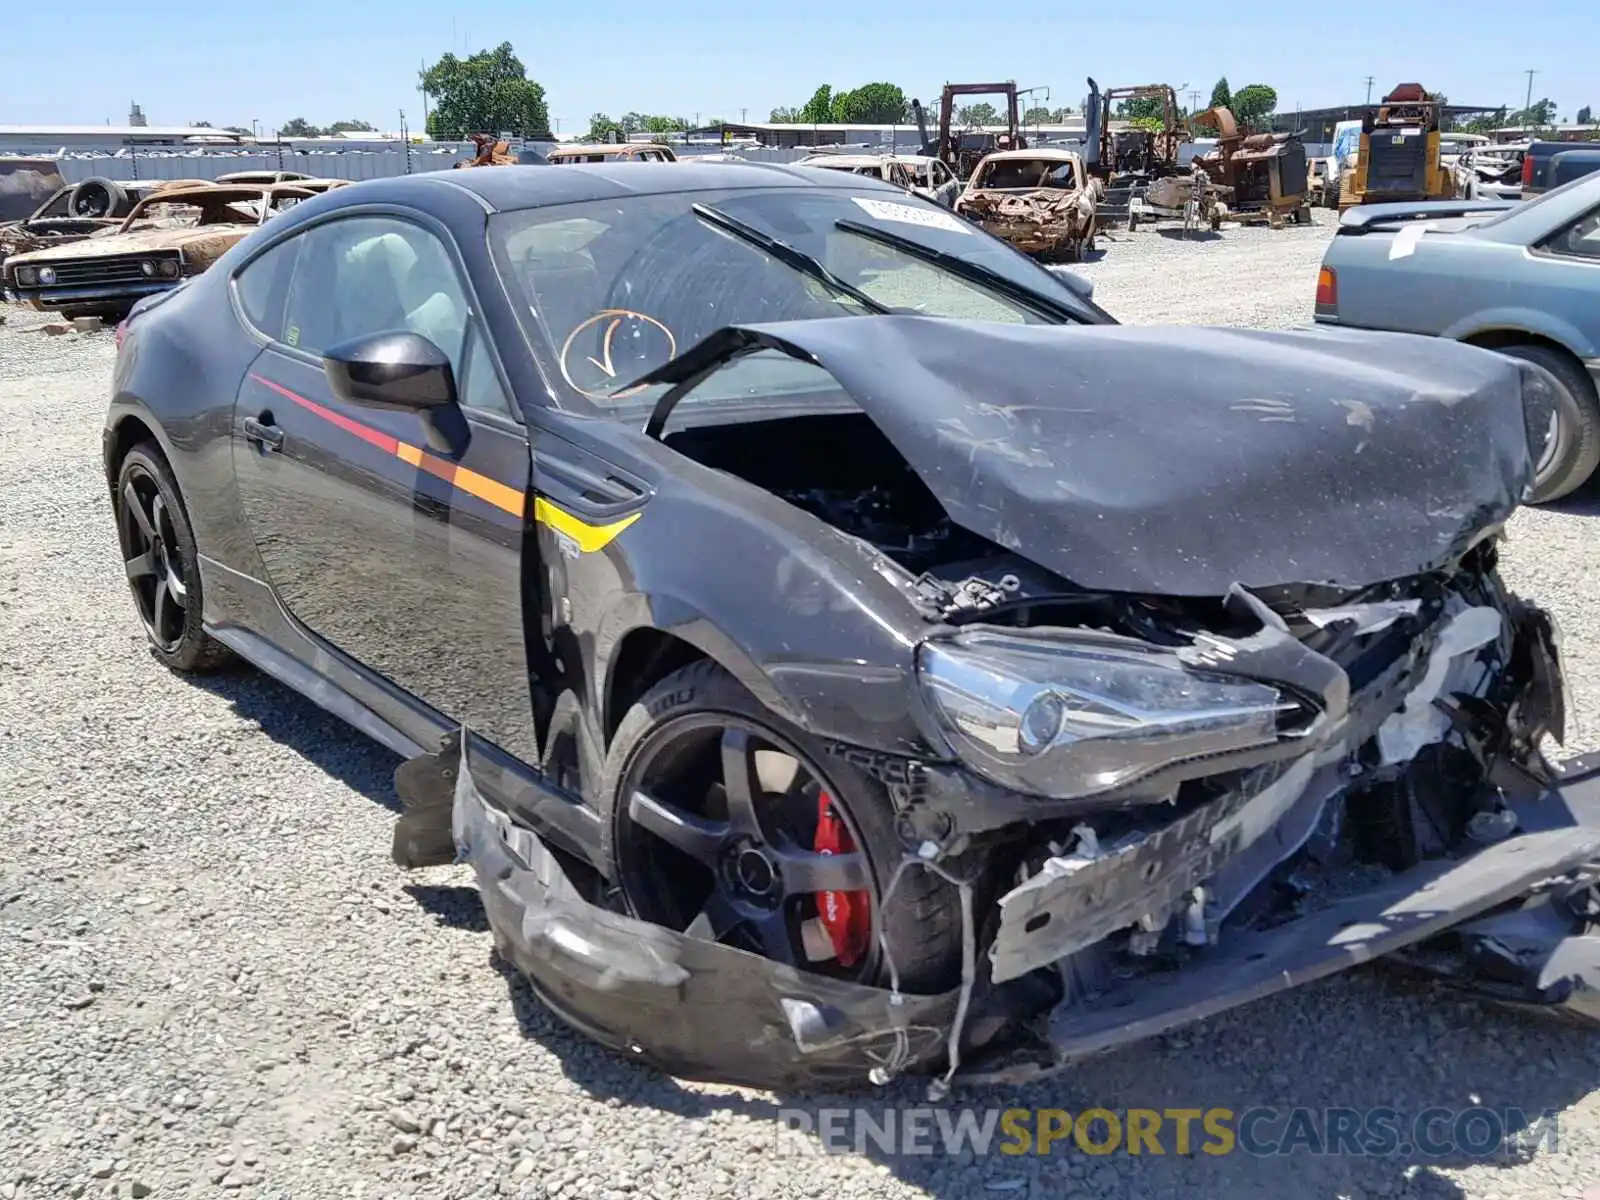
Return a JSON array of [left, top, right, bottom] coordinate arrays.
[[1, 177, 211, 266], [953, 148, 1103, 260], [3, 182, 315, 319]]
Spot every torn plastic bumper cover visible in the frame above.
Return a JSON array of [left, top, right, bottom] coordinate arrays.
[[413, 727, 1600, 1092]]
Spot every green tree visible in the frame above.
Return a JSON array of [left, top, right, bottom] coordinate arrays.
[[1509, 98, 1558, 128], [705, 116, 727, 127], [420, 42, 550, 139], [279, 117, 322, 137], [587, 112, 624, 141], [1461, 106, 1507, 134], [190, 120, 213, 128], [956, 101, 1000, 126], [327, 119, 376, 134], [799, 86, 834, 124], [769, 106, 802, 123], [1230, 84, 1278, 125], [644, 114, 689, 133], [830, 83, 908, 123], [1116, 96, 1164, 121], [223, 126, 252, 136], [1022, 106, 1053, 124], [1577, 105, 1593, 125], [1209, 77, 1231, 110]]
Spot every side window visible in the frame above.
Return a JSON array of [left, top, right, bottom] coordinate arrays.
[[280, 215, 513, 418], [282, 216, 470, 361], [233, 235, 300, 340], [1546, 206, 1600, 261]]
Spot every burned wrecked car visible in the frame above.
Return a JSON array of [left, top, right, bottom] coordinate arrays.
[[1, 177, 207, 268], [5, 182, 315, 319], [106, 164, 1600, 1091], [956, 148, 1103, 258]]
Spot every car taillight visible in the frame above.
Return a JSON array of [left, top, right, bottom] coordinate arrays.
[[1521, 153, 1535, 189], [115, 320, 128, 351], [1316, 266, 1337, 308]]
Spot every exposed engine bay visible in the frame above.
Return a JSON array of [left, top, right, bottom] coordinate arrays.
[[645, 400, 1588, 1080]]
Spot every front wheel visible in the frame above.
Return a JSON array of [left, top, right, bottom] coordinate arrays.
[[114, 441, 231, 673], [599, 661, 965, 995]]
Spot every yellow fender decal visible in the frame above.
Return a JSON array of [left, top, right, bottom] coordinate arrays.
[[533, 497, 641, 553]]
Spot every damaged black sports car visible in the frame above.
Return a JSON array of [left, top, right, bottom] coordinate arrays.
[[106, 162, 1600, 1091]]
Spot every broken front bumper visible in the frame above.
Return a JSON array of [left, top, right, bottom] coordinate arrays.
[[15, 280, 174, 311], [425, 728, 1600, 1092]]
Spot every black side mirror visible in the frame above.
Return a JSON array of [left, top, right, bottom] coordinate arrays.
[[322, 330, 457, 412], [322, 330, 469, 457]]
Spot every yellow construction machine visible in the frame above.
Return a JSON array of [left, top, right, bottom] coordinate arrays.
[[1339, 83, 1455, 207]]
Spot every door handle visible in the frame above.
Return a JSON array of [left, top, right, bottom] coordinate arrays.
[[243, 416, 284, 452]]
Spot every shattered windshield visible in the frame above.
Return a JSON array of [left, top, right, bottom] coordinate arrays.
[[488, 185, 1100, 416]]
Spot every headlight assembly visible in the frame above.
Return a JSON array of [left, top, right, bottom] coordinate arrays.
[[916, 629, 1298, 800], [15, 265, 40, 286], [37, 266, 56, 285]]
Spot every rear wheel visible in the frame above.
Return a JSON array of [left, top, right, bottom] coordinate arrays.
[[1496, 344, 1600, 504], [114, 442, 231, 673], [600, 661, 964, 994]]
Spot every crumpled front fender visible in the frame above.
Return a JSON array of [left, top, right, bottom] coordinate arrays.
[[415, 732, 965, 1092]]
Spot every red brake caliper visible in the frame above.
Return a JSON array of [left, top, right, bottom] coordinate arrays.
[[813, 791, 871, 967]]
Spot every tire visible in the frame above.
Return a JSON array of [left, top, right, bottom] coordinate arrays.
[[599, 660, 965, 995], [70, 177, 129, 219], [1496, 344, 1600, 504], [113, 441, 232, 673]]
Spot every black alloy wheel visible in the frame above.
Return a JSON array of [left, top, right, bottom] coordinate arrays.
[[114, 442, 230, 672], [616, 713, 883, 981]]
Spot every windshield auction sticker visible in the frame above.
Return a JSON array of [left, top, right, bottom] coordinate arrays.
[[850, 196, 972, 235]]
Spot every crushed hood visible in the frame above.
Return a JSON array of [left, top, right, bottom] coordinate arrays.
[[646, 316, 1533, 596]]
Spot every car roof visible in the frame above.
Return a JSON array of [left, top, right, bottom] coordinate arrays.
[[978, 148, 1082, 164], [548, 143, 672, 155], [133, 182, 315, 206], [422, 160, 905, 212]]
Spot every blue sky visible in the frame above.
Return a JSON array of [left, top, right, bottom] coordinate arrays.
[[6, 2, 1594, 132]]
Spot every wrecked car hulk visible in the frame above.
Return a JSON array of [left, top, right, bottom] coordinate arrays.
[[954, 148, 1102, 259], [5, 183, 316, 319], [104, 163, 1600, 1092]]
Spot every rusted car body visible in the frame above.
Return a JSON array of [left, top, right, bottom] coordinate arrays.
[[1191, 107, 1312, 227], [954, 149, 1102, 260], [3, 183, 314, 318], [1, 177, 209, 265], [546, 143, 679, 164], [796, 153, 961, 207]]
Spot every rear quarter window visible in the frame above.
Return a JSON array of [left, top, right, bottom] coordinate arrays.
[[232, 236, 300, 341]]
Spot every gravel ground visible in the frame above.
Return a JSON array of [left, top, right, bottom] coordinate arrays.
[[4, 214, 1600, 1200]]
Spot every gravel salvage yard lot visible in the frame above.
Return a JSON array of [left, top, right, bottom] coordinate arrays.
[[3, 210, 1600, 1200]]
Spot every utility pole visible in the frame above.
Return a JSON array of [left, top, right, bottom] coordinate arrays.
[[1363, 76, 1374, 105], [1189, 88, 1201, 113], [1524, 69, 1537, 125]]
